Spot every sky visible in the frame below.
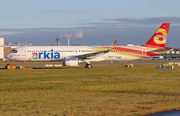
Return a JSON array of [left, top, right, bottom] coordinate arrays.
[[0, 0, 180, 47]]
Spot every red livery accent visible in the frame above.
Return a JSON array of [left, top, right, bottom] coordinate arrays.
[[144, 23, 170, 47]]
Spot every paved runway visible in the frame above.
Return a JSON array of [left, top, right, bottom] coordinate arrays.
[[146, 110, 180, 116], [0, 61, 176, 67]]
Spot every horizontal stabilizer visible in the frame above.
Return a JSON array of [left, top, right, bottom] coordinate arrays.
[[149, 47, 172, 53]]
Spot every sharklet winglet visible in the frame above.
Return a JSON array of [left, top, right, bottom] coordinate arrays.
[[109, 40, 117, 50]]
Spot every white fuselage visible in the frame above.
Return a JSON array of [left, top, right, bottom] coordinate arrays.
[[5, 46, 145, 62]]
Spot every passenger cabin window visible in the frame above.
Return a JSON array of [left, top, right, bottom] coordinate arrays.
[[11, 49, 17, 53]]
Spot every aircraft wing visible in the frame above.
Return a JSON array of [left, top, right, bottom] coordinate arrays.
[[69, 41, 116, 60], [74, 50, 109, 59]]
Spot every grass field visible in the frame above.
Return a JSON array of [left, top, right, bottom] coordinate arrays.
[[0, 63, 180, 116]]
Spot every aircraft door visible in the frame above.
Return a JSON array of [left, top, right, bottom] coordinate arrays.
[[75, 49, 79, 54], [142, 47, 146, 55], [21, 47, 26, 56]]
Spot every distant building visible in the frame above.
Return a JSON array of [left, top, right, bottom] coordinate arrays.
[[4, 47, 12, 58], [162, 49, 180, 59], [0, 38, 4, 60], [170, 51, 175, 54], [175, 51, 179, 54]]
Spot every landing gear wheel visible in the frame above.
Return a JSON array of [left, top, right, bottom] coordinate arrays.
[[87, 64, 92, 68], [85, 65, 88, 68], [85, 64, 92, 68]]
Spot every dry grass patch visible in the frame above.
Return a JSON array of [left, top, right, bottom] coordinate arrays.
[[0, 64, 180, 116]]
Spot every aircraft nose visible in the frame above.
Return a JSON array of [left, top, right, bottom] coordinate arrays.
[[5, 53, 10, 59]]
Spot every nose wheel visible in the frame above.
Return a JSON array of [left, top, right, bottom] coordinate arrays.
[[85, 64, 92, 68]]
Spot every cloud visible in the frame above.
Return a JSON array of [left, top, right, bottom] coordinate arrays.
[[0, 27, 76, 35], [1, 17, 180, 47], [44, 10, 89, 13], [43, 10, 71, 13], [101, 17, 180, 25]]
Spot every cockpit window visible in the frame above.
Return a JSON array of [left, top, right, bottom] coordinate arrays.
[[11, 49, 18, 53]]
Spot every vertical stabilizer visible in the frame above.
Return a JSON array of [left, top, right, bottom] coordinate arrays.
[[144, 23, 170, 47]]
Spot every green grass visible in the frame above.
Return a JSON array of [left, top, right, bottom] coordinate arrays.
[[0, 64, 180, 116]]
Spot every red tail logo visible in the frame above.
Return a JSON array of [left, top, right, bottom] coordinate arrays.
[[144, 23, 170, 47]]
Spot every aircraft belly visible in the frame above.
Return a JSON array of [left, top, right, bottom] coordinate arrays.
[[102, 53, 139, 61]]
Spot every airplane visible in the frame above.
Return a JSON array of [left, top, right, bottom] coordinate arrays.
[[5, 23, 171, 68]]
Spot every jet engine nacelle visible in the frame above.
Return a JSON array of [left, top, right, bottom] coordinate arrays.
[[63, 57, 84, 66]]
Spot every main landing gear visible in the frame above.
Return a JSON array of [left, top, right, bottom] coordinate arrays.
[[85, 63, 92, 68]]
